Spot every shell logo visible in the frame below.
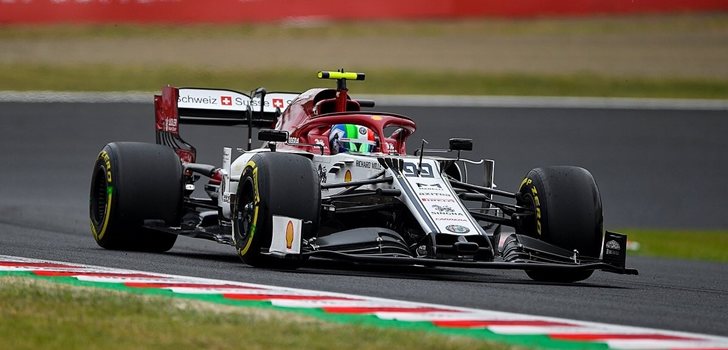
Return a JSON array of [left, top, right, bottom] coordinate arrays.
[[285, 221, 294, 249], [370, 115, 383, 121], [344, 170, 352, 183]]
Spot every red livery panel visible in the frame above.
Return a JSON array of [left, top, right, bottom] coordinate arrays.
[[2, 0, 727, 24]]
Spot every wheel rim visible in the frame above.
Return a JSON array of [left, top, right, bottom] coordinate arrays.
[[90, 166, 109, 227], [235, 179, 256, 245], [517, 191, 539, 237]]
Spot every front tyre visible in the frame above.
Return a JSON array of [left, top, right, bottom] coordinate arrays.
[[233, 152, 320, 269], [516, 166, 603, 283], [90, 142, 181, 252]]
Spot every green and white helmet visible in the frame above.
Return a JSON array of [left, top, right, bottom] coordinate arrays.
[[329, 124, 376, 154]]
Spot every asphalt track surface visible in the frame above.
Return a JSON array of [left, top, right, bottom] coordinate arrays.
[[1, 102, 727, 338]]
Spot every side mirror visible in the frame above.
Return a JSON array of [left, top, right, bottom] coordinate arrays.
[[356, 99, 376, 108], [258, 129, 288, 143], [449, 138, 473, 151]]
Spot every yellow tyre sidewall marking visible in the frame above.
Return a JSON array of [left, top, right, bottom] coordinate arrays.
[[91, 150, 113, 241], [519, 177, 542, 236], [239, 160, 260, 256]]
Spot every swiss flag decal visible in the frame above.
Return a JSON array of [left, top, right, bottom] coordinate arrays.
[[221, 96, 232, 106], [273, 98, 284, 109]]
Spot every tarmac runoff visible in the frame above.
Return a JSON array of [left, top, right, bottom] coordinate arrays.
[[1, 91, 727, 110], [2, 255, 728, 350]]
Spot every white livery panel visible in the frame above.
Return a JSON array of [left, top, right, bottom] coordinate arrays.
[[396, 159, 482, 236], [177, 88, 299, 114]]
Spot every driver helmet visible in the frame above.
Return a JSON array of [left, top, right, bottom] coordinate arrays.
[[329, 124, 376, 154]]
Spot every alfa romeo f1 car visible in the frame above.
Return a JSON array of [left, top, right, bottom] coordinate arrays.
[[90, 70, 637, 282]]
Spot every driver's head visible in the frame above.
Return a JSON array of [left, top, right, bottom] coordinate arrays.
[[329, 124, 376, 155]]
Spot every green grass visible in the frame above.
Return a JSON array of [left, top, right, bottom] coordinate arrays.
[[624, 229, 728, 262], [1, 64, 726, 98], [0, 277, 511, 350]]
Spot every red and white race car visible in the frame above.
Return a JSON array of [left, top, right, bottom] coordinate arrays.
[[89, 70, 637, 282]]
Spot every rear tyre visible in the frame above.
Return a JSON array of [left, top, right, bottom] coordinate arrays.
[[516, 166, 603, 283], [233, 152, 320, 269], [89, 142, 181, 252]]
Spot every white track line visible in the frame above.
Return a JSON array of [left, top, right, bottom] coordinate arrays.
[[0, 91, 149, 104], [366, 94, 728, 110], [0, 91, 726, 110]]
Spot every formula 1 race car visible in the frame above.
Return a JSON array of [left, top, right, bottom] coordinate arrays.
[[89, 70, 637, 282]]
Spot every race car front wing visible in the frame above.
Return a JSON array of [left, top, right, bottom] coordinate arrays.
[[299, 230, 638, 276]]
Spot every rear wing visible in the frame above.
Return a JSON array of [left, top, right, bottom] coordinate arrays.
[[154, 86, 300, 163], [156, 86, 299, 127]]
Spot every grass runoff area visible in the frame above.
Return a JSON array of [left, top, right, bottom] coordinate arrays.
[[0, 277, 514, 350], [2, 65, 725, 99], [1, 14, 728, 98], [625, 229, 728, 263]]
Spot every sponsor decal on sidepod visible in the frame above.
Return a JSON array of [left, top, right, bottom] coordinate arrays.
[[445, 225, 470, 234]]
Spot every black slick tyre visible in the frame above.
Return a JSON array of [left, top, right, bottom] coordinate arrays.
[[89, 142, 182, 252], [516, 166, 603, 283], [233, 152, 320, 269]]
